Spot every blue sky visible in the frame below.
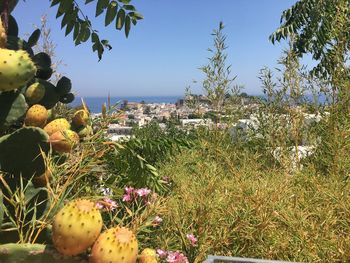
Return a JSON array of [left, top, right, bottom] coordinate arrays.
[[13, 0, 297, 97]]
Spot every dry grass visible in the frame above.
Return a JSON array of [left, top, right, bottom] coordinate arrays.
[[156, 137, 350, 262]]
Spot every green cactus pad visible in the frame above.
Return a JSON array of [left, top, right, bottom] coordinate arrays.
[[8, 15, 18, 37], [32, 52, 53, 80], [36, 80, 60, 109], [0, 127, 49, 178], [56, 76, 72, 96], [59, 93, 75, 104], [0, 244, 87, 263], [0, 91, 28, 129], [6, 36, 34, 57]]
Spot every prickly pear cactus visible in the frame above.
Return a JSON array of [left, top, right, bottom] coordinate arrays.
[[0, 91, 28, 129], [0, 127, 49, 178], [0, 48, 36, 92], [52, 199, 103, 256], [72, 109, 89, 127], [49, 129, 79, 153], [0, 243, 87, 263], [44, 118, 70, 136], [90, 227, 138, 263], [24, 104, 48, 128], [139, 248, 158, 263], [25, 82, 45, 104]]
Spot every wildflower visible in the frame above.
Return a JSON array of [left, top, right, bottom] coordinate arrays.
[[186, 234, 198, 246], [152, 216, 163, 226], [166, 252, 177, 263], [156, 249, 167, 258], [103, 198, 118, 211], [135, 188, 151, 197], [122, 193, 133, 202], [166, 251, 188, 263], [125, 186, 135, 194], [95, 202, 104, 209]]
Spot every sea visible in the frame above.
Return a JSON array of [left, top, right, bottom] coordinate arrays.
[[69, 96, 182, 113]]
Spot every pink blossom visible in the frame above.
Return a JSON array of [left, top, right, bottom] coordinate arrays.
[[103, 198, 118, 211], [135, 188, 151, 197], [122, 194, 133, 202], [125, 186, 135, 194], [166, 251, 188, 263], [166, 252, 177, 263], [156, 249, 167, 258], [152, 216, 163, 226], [95, 202, 104, 209], [186, 234, 198, 246]]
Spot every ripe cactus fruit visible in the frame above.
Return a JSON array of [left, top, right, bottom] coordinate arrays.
[[139, 248, 158, 263], [90, 227, 138, 263], [49, 129, 79, 153], [24, 104, 48, 128], [52, 199, 103, 256], [25, 82, 45, 104], [72, 109, 89, 127], [77, 125, 93, 139], [0, 48, 36, 91], [44, 118, 70, 136]]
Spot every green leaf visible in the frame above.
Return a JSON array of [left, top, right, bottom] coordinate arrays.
[[65, 21, 75, 36], [105, 1, 118, 26], [73, 22, 80, 40], [123, 4, 136, 11], [125, 15, 131, 37], [96, 0, 109, 17], [27, 29, 41, 47], [85, 0, 95, 3], [129, 11, 143, 20], [116, 8, 125, 30], [50, 0, 60, 7]]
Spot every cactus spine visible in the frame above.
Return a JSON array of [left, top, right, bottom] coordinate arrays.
[[52, 199, 102, 256]]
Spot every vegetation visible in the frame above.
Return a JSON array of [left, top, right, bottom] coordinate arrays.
[[1, 0, 350, 262]]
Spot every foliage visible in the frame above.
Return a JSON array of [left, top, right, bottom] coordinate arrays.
[[48, 0, 143, 60], [199, 22, 241, 114], [270, 0, 350, 80]]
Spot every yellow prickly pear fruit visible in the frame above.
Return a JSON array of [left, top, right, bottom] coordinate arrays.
[[52, 199, 103, 256], [72, 109, 89, 127], [25, 82, 45, 104], [0, 18, 6, 48], [90, 227, 138, 263], [44, 118, 70, 136], [0, 48, 36, 92], [139, 248, 158, 263], [24, 104, 48, 128], [49, 129, 79, 153]]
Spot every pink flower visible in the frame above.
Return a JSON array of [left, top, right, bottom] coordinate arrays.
[[152, 216, 163, 226], [166, 252, 177, 263], [135, 188, 151, 197], [125, 186, 135, 194], [156, 249, 167, 258], [122, 194, 132, 202], [186, 234, 198, 246], [95, 202, 104, 209], [103, 198, 118, 211]]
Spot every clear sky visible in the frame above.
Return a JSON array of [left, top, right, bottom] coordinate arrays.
[[13, 0, 297, 97]]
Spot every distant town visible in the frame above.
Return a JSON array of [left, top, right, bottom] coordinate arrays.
[[90, 93, 261, 141]]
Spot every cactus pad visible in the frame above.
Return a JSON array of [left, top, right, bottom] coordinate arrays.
[[0, 243, 87, 263], [90, 227, 138, 263], [0, 91, 28, 129], [0, 18, 6, 48], [49, 129, 79, 153], [0, 48, 36, 92], [56, 76, 72, 96], [52, 199, 102, 256], [24, 104, 48, 128], [44, 118, 70, 136], [36, 80, 60, 109], [0, 127, 49, 178], [25, 82, 45, 104]]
